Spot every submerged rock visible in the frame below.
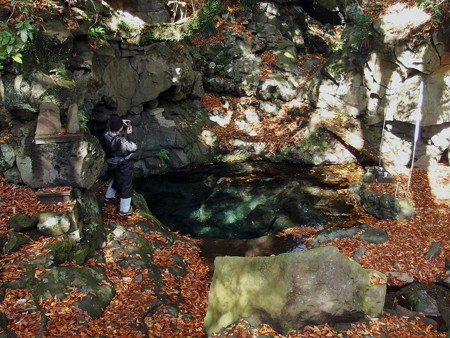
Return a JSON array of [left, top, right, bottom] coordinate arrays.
[[204, 246, 386, 335]]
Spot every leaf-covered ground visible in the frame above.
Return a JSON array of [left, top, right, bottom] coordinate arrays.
[[0, 162, 449, 337], [0, 0, 449, 336]]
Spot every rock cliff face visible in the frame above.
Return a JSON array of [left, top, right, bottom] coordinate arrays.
[[0, 0, 449, 186], [304, 3, 450, 169]]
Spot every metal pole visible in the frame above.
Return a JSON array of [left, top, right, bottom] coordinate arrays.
[[379, 81, 392, 167], [407, 79, 425, 192], [378, 105, 388, 167]]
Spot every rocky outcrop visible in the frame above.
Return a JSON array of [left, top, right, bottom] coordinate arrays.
[[204, 246, 386, 335], [1, 189, 105, 263], [1, 0, 449, 182], [385, 283, 450, 332], [15, 131, 104, 189], [302, 4, 450, 168], [106, 0, 169, 23]]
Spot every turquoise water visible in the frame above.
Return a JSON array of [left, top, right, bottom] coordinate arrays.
[[135, 161, 353, 239]]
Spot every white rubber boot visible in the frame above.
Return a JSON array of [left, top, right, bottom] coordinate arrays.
[[105, 180, 116, 200], [119, 197, 133, 216]]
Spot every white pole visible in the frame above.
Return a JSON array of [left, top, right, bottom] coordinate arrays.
[[407, 79, 425, 192]]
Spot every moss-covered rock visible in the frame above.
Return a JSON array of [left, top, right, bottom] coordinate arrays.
[[46, 237, 75, 265], [133, 191, 152, 215], [15, 133, 104, 189], [72, 188, 105, 250], [350, 179, 414, 220], [33, 266, 114, 319], [70, 243, 92, 265], [3, 230, 30, 254], [204, 246, 386, 335], [132, 192, 168, 231], [7, 213, 38, 232]]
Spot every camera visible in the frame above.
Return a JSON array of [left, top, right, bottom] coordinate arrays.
[[123, 121, 131, 128]]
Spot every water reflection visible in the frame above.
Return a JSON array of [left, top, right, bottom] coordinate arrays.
[[135, 161, 354, 239]]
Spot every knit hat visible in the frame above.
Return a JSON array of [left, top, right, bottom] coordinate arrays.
[[109, 115, 123, 132]]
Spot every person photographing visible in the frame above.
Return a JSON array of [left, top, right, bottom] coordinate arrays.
[[103, 115, 137, 216]]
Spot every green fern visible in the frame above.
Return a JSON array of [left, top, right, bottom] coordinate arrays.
[[156, 149, 170, 161]]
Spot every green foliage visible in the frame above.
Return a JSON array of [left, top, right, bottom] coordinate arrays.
[[88, 25, 107, 41], [117, 20, 141, 43], [417, 0, 442, 23], [187, 46, 206, 61], [350, 43, 359, 53], [332, 41, 345, 52], [20, 32, 67, 74], [345, 8, 373, 53], [50, 65, 65, 77], [38, 85, 62, 102], [185, 0, 223, 35], [118, 20, 137, 35], [0, 19, 35, 69], [240, 0, 260, 9], [79, 110, 90, 131], [144, 24, 180, 41], [86, 222, 98, 231], [334, 112, 344, 122], [49, 64, 72, 81], [369, 1, 386, 12], [144, 0, 223, 42], [156, 149, 170, 161], [106, 232, 114, 242]]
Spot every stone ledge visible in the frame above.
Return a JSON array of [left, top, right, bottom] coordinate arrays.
[[34, 133, 83, 145]]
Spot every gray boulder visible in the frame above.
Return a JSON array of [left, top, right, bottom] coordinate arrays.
[[359, 228, 389, 244], [405, 289, 440, 317], [16, 132, 104, 189], [204, 246, 386, 335], [425, 241, 441, 260]]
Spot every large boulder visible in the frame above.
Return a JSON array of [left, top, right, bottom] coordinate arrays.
[[203, 246, 386, 335], [15, 132, 104, 189]]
